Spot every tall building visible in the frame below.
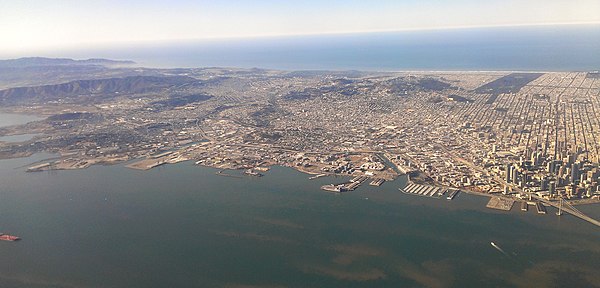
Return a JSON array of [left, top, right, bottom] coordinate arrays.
[[547, 161, 553, 173], [572, 163, 580, 185], [541, 177, 549, 190], [549, 181, 556, 196]]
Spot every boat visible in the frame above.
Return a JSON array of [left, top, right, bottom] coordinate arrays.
[[321, 184, 347, 193], [244, 169, 263, 177], [0, 234, 21, 241]]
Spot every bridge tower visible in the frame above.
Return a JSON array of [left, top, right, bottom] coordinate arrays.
[[556, 197, 563, 216]]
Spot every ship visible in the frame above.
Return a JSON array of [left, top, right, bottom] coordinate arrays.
[[321, 184, 347, 193], [244, 169, 263, 177], [0, 234, 21, 241]]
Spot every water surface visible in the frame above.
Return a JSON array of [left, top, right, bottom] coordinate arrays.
[[0, 154, 599, 287], [0, 133, 41, 143], [0, 113, 42, 128], [60, 24, 600, 71]]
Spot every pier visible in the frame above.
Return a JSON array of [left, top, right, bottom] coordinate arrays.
[[215, 170, 243, 179], [321, 174, 371, 192], [308, 173, 327, 180], [520, 201, 528, 212], [486, 197, 515, 211], [535, 202, 547, 214], [369, 178, 385, 186], [399, 182, 448, 199]]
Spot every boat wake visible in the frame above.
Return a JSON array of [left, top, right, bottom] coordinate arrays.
[[491, 242, 508, 256]]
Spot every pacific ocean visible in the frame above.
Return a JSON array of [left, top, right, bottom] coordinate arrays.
[[58, 24, 600, 71]]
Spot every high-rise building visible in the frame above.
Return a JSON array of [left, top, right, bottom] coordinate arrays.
[[549, 182, 556, 196], [572, 163, 580, 185], [541, 177, 549, 190]]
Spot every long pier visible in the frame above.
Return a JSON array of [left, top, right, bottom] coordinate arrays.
[[215, 170, 243, 179]]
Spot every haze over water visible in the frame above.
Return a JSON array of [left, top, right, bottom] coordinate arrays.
[[60, 24, 600, 71]]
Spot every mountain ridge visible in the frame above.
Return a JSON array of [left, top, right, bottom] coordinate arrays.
[[0, 75, 197, 105], [0, 57, 136, 68]]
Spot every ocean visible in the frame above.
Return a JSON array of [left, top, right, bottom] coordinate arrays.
[[60, 24, 600, 71]]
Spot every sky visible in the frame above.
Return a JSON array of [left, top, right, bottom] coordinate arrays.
[[1, 0, 599, 55]]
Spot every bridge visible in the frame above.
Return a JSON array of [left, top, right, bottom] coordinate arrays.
[[533, 194, 600, 227], [434, 144, 600, 228]]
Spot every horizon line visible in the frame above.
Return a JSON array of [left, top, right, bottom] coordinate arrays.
[[94, 21, 600, 48], [2, 20, 600, 56]]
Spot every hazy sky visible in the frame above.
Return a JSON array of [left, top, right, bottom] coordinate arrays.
[[1, 0, 599, 55]]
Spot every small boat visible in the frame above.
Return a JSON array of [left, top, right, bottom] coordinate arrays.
[[0, 234, 21, 241], [244, 169, 263, 177]]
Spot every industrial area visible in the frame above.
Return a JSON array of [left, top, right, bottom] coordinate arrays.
[[1, 61, 600, 227]]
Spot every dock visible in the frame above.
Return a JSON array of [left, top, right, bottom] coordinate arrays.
[[26, 162, 51, 172], [520, 201, 528, 212], [309, 173, 327, 180], [321, 174, 370, 193], [350, 175, 369, 183], [321, 184, 347, 193], [126, 152, 188, 170], [535, 202, 547, 214], [369, 179, 385, 186], [244, 169, 263, 177], [486, 197, 515, 211], [215, 170, 243, 179], [399, 183, 443, 198], [445, 189, 460, 200]]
